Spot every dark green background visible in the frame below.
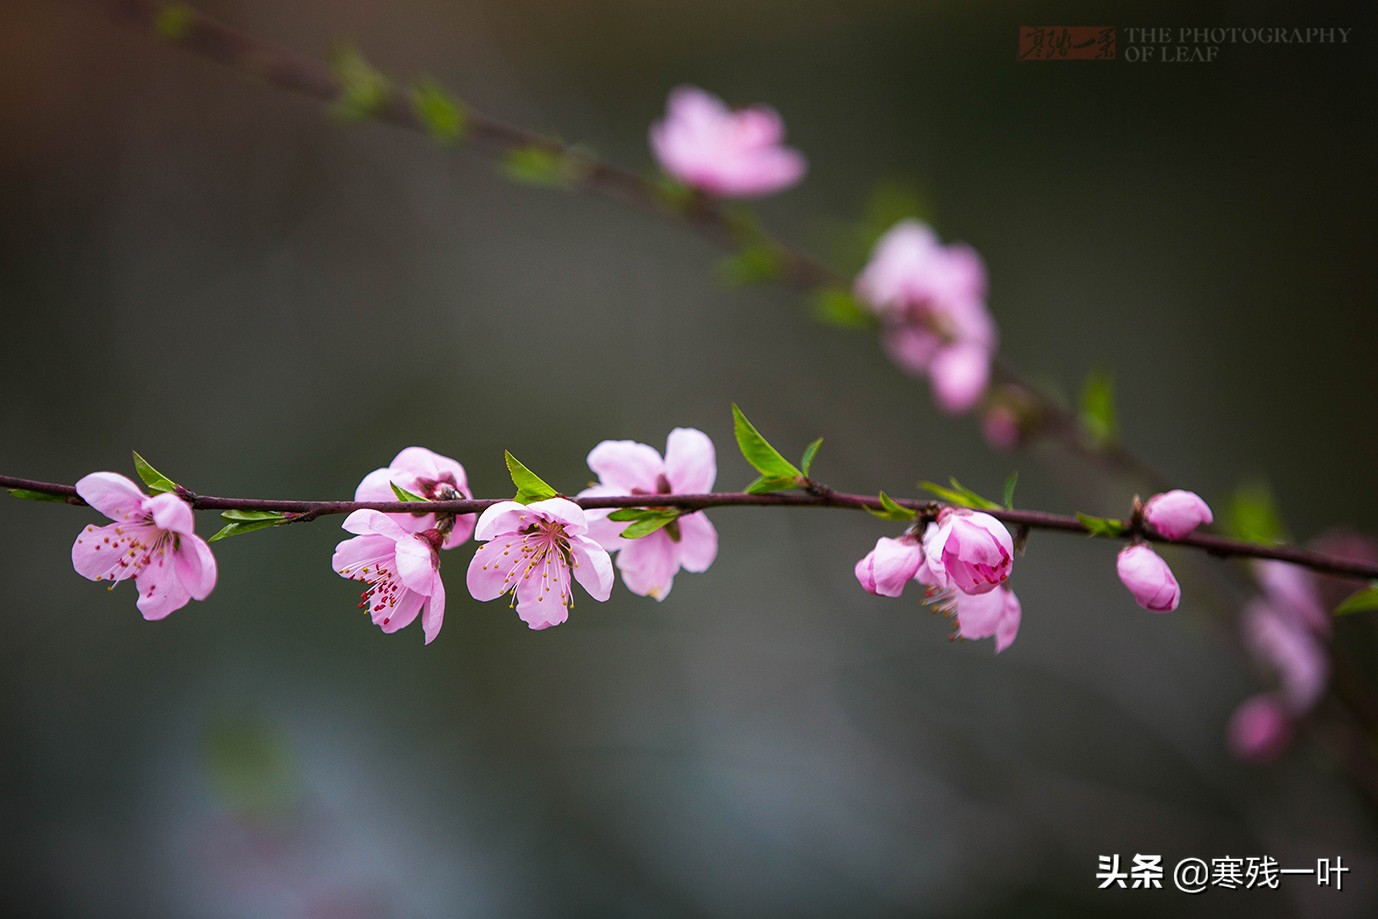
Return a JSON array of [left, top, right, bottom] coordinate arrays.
[[3, 0, 1376, 915]]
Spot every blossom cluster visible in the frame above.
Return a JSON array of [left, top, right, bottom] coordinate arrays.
[[855, 508, 1020, 652]]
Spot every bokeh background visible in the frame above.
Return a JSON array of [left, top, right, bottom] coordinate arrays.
[[4, 0, 1377, 915]]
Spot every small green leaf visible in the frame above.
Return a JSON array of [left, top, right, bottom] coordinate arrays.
[[619, 510, 681, 539], [1002, 471, 1019, 510], [1335, 585, 1378, 617], [717, 245, 783, 286], [812, 289, 874, 329], [918, 477, 1000, 511], [504, 451, 558, 504], [744, 475, 798, 495], [1075, 512, 1128, 538], [409, 80, 467, 144], [1225, 478, 1286, 545], [732, 404, 802, 482], [8, 488, 69, 503], [219, 509, 286, 523], [154, 3, 195, 40], [800, 438, 823, 478], [1079, 370, 1118, 448], [606, 508, 644, 522], [500, 146, 586, 188], [865, 490, 918, 521], [329, 44, 391, 121], [132, 451, 178, 495], [209, 519, 283, 542], [389, 482, 427, 503]]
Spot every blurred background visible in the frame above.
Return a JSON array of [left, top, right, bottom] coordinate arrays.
[[3, 0, 1377, 915]]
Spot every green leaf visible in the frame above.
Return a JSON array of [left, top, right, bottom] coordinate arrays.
[[505, 451, 558, 504], [409, 81, 467, 144], [918, 477, 1001, 511], [1335, 585, 1378, 617], [219, 509, 286, 523], [717, 245, 783, 286], [865, 490, 918, 521], [744, 475, 799, 495], [1224, 478, 1286, 545], [1002, 471, 1019, 510], [329, 44, 391, 121], [1079, 370, 1119, 447], [800, 438, 823, 478], [389, 482, 427, 503], [619, 510, 681, 539], [500, 146, 585, 188], [132, 451, 178, 494], [1075, 512, 1128, 538], [8, 488, 69, 503], [812, 289, 874, 329], [154, 3, 195, 40], [653, 177, 696, 213], [606, 508, 644, 522], [209, 519, 283, 542], [732, 404, 802, 482], [864, 181, 934, 235]]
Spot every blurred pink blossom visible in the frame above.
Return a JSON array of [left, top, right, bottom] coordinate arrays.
[[579, 428, 718, 600], [332, 510, 446, 643], [854, 220, 996, 413], [1116, 544, 1180, 612], [1143, 489, 1213, 541], [71, 472, 217, 620], [1227, 694, 1294, 763], [650, 86, 806, 198], [467, 498, 614, 630]]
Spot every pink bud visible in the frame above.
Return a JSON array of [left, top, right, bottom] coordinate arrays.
[[1227, 694, 1293, 763], [1116, 544, 1180, 612], [854, 535, 923, 598], [1143, 489, 1213, 541], [922, 509, 1014, 595]]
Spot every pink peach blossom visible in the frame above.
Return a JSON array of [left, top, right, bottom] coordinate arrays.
[[578, 428, 718, 600], [1116, 544, 1180, 612], [332, 510, 445, 643], [854, 220, 997, 414], [1143, 489, 1213, 541], [467, 498, 614, 630], [921, 508, 1014, 596], [854, 534, 924, 598], [1243, 587, 1328, 712], [354, 446, 475, 550], [71, 472, 217, 620], [650, 86, 806, 198], [939, 585, 1022, 654]]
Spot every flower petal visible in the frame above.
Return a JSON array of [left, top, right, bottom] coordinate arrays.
[[75, 472, 149, 523], [134, 555, 192, 620], [332, 533, 397, 577], [473, 501, 529, 541], [569, 535, 614, 602], [421, 579, 446, 644], [616, 532, 680, 600], [664, 428, 716, 493], [72, 521, 147, 583], [467, 538, 517, 601], [377, 588, 423, 634], [524, 497, 588, 535], [394, 535, 439, 595], [341, 509, 410, 540], [674, 512, 718, 573], [586, 440, 665, 492], [148, 492, 194, 536], [174, 533, 218, 601]]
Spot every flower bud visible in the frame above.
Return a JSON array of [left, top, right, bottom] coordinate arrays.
[[1116, 544, 1180, 612], [1143, 489, 1213, 541], [854, 535, 923, 597], [922, 509, 1013, 595]]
